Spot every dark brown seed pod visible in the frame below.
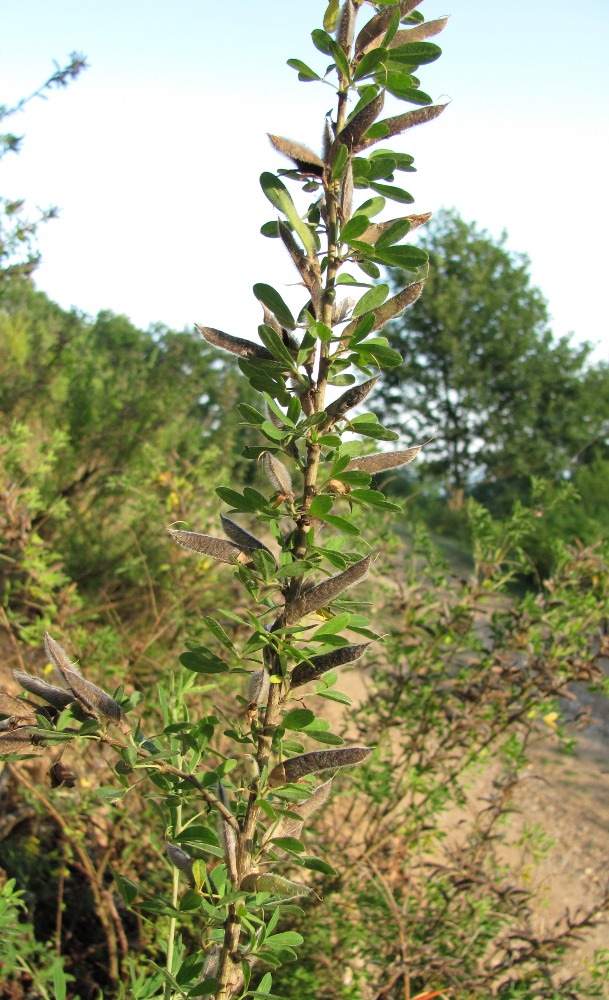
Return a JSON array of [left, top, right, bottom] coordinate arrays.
[[339, 281, 425, 347], [167, 528, 252, 565], [196, 325, 273, 361], [13, 670, 74, 711], [268, 746, 373, 787], [337, 90, 385, 153], [44, 632, 77, 675], [268, 134, 324, 176], [285, 555, 371, 625], [358, 104, 447, 152], [0, 730, 46, 756], [57, 666, 131, 734], [323, 377, 379, 426], [221, 516, 274, 559], [355, 0, 423, 54], [291, 643, 370, 688], [389, 16, 449, 46], [48, 759, 77, 788], [348, 447, 422, 473], [166, 842, 195, 886]]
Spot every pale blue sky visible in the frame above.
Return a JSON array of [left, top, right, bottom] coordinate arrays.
[[2, 1, 608, 357]]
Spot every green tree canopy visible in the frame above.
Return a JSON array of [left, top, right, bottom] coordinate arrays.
[[379, 209, 609, 492]]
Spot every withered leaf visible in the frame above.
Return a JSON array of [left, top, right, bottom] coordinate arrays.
[[285, 555, 372, 624], [291, 643, 370, 688], [196, 325, 273, 361], [168, 528, 251, 565], [268, 746, 373, 787], [48, 760, 77, 788], [0, 690, 37, 721]]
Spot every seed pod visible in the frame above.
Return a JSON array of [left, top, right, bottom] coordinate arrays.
[[221, 517, 274, 560], [261, 303, 282, 336], [322, 118, 334, 161], [355, 0, 423, 54], [268, 746, 373, 787], [202, 946, 220, 979], [0, 730, 46, 755], [291, 642, 370, 688], [167, 528, 252, 565], [337, 90, 385, 153], [0, 690, 37, 721], [360, 212, 431, 244], [56, 665, 131, 734], [324, 377, 378, 425], [196, 325, 273, 361], [278, 220, 323, 308], [263, 453, 293, 497], [13, 671, 74, 711], [268, 134, 324, 176], [262, 777, 334, 849], [340, 160, 354, 222], [48, 759, 77, 789], [44, 632, 79, 675], [285, 554, 371, 625], [166, 842, 195, 886], [337, 0, 356, 54], [358, 104, 447, 152], [348, 447, 422, 473], [389, 16, 449, 46], [240, 872, 312, 898], [247, 668, 270, 706], [339, 281, 425, 346], [217, 782, 238, 884]]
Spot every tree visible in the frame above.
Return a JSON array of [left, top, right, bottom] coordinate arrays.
[[379, 209, 609, 496], [0, 53, 87, 283]]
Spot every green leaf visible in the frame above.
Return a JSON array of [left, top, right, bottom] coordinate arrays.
[[389, 41, 442, 65], [202, 617, 236, 653], [345, 85, 380, 125], [180, 648, 230, 674], [52, 963, 67, 1000], [269, 836, 306, 853], [351, 283, 389, 317], [353, 48, 387, 81], [301, 856, 337, 875], [323, 0, 340, 32], [358, 259, 381, 280], [330, 40, 351, 81], [385, 85, 432, 105], [364, 122, 390, 140], [354, 196, 386, 218], [287, 58, 321, 82], [258, 325, 297, 368], [357, 343, 403, 367], [311, 612, 352, 636], [340, 215, 371, 244], [265, 931, 304, 949], [304, 729, 345, 745], [350, 488, 403, 512], [216, 487, 258, 513], [375, 218, 411, 248], [187, 981, 220, 998], [309, 495, 334, 517], [282, 708, 316, 731], [175, 825, 220, 849], [238, 403, 266, 425], [372, 244, 428, 270], [331, 143, 348, 182], [259, 172, 316, 257], [334, 470, 371, 487], [369, 182, 414, 203], [349, 421, 398, 441], [253, 287, 296, 332], [311, 28, 335, 54], [319, 513, 361, 534], [317, 688, 353, 705]]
